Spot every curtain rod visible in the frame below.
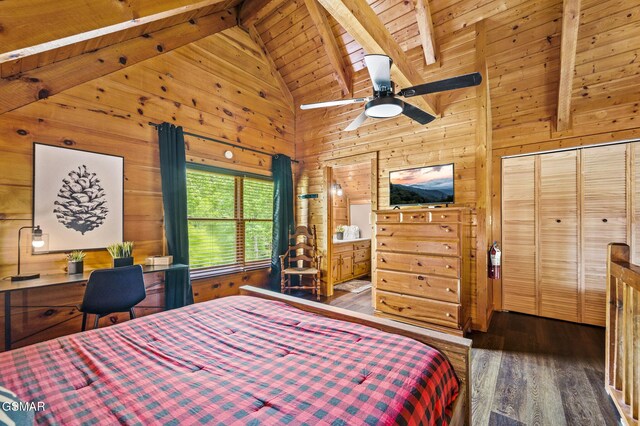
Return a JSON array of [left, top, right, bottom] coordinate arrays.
[[148, 121, 299, 163]]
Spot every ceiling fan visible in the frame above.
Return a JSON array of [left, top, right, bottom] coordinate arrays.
[[300, 54, 482, 131]]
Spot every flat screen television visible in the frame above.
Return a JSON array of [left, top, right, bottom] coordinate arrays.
[[389, 163, 454, 206]]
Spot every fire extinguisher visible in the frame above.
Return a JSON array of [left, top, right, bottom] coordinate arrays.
[[488, 241, 501, 280]]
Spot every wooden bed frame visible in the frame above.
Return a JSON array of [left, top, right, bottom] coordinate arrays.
[[240, 286, 472, 425]]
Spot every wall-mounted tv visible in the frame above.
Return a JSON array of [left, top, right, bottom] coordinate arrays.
[[389, 163, 454, 206]]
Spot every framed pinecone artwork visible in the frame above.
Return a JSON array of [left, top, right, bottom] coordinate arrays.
[[33, 143, 124, 253]]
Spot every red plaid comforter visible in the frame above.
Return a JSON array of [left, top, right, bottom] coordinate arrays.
[[0, 296, 458, 425]]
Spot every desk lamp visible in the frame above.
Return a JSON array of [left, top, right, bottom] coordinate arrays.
[[11, 225, 45, 281]]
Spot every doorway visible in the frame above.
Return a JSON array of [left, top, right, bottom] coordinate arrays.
[[323, 153, 378, 298]]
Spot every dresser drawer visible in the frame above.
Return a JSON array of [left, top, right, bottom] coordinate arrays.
[[332, 242, 354, 253], [354, 249, 370, 263], [428, 211, 461, 223], [354, 261, 370, 276], [377, 270, 460, 303], [377, 252, 460, 278], [401, 211, 428, 222], [375, 290, 460, 328], [376, 212, 400, 222], [376, 236, 459, 256], [376, 223, 459, 239], [354, 240, 371, 250]]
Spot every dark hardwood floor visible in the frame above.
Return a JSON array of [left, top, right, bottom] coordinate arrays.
[[293, 288, 621, 426]]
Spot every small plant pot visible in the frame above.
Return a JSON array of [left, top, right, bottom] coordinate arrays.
[[68, 261, 83, 275], [336, 232, 344, 240], [113, 257, 134, 268]]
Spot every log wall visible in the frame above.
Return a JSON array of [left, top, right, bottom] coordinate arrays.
[[0, 26, 294, 349]]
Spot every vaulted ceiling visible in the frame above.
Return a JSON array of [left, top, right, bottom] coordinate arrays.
[[1, 0, 639, 138]]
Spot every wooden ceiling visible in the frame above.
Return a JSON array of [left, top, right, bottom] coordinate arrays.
[[0, 0, 638, 139]]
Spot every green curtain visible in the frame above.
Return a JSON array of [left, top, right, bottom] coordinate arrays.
[[269, 154, 294, 290], [158, 122, 194, 308]]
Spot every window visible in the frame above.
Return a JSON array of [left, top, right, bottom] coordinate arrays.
[[186, 166, 273, 275]]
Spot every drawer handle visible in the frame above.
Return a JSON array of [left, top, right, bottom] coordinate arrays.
[[380, 227, 386, 231], [441, 225, 451, 232], [380, 242, 386, 246], [384, 216, 390, 219], [445, 287, 452, 292], [417, 275, 425, 281], [380, 299, 407, 313], [411, 215, 418, 219], [440, 215, 446, 219], [380, 258, 386, 263], [444, 244, 451, 250], [381, 279, 387, 283], [446, 313, 453, 317], [445, 265, 452, 269]]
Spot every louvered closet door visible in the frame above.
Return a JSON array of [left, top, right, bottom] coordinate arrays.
[[539, 151, 579, 322], [581, 144, 627, 326], [502, 156, 536, 314]]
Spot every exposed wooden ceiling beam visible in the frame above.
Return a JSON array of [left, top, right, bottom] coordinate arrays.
[[0, 0, 229, 65], [316, 0, 438, 117], [246, 25, 295, 111], [0, 9, 236, 115], [414, 0, 437, 65], [304, 0, 352, 96], [239, 0, 286, 27], [557, 0, 581, 132]]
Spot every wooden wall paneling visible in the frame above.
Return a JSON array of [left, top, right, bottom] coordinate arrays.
[[0, 9, 237, 115], [581, 144, 627, 326], [501, 156, 537, 315], [538, 150, 579, 322], [246, 25, 296, 111]]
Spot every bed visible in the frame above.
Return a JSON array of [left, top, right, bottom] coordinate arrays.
[[0, 286, 471, 425]]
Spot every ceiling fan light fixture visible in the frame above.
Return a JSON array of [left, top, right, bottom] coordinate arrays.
[[364, 97, 404, 118]]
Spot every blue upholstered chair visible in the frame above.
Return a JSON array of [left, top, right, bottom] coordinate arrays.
[[79, 265, 146, 331]]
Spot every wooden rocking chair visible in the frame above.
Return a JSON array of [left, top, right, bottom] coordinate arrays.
[[280, 225, 321, 300]]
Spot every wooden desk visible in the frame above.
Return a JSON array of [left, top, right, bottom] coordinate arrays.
[[1, 264, 188, 351]]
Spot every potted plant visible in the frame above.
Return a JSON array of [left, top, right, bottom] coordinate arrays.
[[66, 250, 86, 275], [107, 241, 134, 267], [336, 225, 346, 240]]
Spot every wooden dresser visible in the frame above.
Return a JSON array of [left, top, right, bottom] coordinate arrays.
[[331, 239, 371, 285], [373, 207, 471, 336]]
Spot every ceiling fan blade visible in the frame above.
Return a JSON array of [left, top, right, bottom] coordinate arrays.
[[344, 112, 368, 131], [402, 102, 436, 125], [399, 72, 482, 98], [300, 97, 370, 110], [364, 54, 393, 91]]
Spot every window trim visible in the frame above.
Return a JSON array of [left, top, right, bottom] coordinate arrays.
[[186, 163, 273, 279]]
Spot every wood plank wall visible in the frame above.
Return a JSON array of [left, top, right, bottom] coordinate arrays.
[[487, 0, 640, 310], [0, 26, 294, 348], [296, 26, 484, 327]]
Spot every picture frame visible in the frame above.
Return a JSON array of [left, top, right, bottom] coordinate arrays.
[[33, 143, 124, 253]]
